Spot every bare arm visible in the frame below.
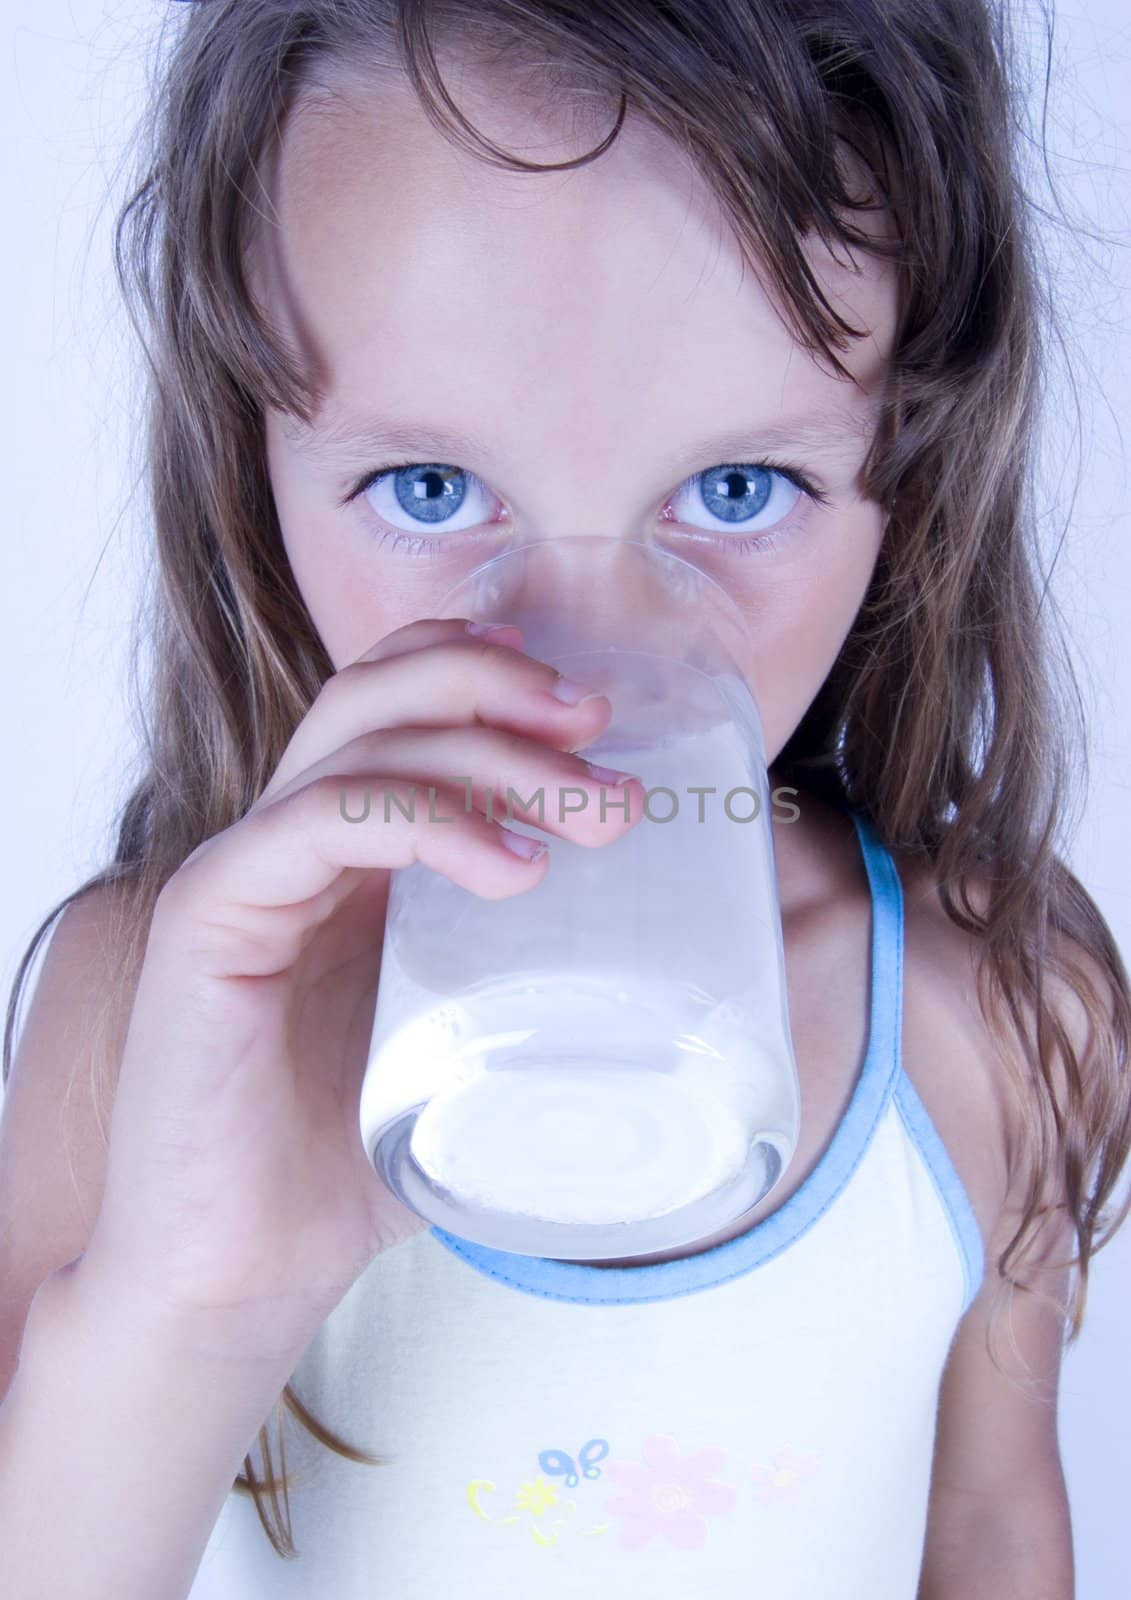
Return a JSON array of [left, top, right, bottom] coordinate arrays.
[[0, 858, 361, 1598], [0, 626, 621, 1595], [0, 1252, 304, 1600], [915, 942, 1096, 1600], [916, 1202, 1075, 1599], [0, 890, 305, 1599]]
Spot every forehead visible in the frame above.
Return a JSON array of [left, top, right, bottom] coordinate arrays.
[[253, 61, 898, 437]]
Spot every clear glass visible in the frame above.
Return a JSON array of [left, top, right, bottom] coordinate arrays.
[[359, 536, 800, 1260]]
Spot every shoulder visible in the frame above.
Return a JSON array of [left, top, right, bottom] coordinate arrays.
[[0, 881, 138, 1393], [9, 879, 140, 1076], [890, 843, 1098, 1265], [2, 877, 137, 1203]]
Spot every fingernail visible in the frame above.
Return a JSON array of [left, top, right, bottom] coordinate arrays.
[[500, 828, 548, 860], [583, 761, 637, 786], [466, 620, 521, 637], [552, 675, 606, 705]]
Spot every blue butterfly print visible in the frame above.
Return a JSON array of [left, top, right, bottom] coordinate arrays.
[[538, 1437, 610, 1488]]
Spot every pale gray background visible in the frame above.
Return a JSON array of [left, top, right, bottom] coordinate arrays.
[[2, 2, 1128, 1591]]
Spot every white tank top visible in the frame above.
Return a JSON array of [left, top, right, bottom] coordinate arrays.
[[188, 810, 985, 1599]]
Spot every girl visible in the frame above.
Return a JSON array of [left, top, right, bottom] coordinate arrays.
[[1, 0, 1128, 1595]]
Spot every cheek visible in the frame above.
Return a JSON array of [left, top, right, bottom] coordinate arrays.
[[267, 443, 420, 667], [722, 505, 883, 756], [271, 506, 355, 670], [274, 489, 503, 669], [267, 456, 380, 666]]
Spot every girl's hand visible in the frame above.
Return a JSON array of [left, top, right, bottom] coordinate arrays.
[[80, 618, 642, 1364]]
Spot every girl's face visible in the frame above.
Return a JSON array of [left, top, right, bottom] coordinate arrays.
[[259, 64, 899, 764]]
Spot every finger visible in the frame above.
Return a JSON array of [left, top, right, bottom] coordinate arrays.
[[257, 628, 613, 807], [252, 723, 642, 850], [351, 615, 525, 667], [158, 776, 556, 981]]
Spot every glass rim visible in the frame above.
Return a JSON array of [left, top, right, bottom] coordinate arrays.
[[434, 534, 748, 627]]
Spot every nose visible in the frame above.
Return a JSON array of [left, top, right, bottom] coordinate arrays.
[[434, 533, 748, 670]]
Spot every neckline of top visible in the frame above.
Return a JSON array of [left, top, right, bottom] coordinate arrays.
[[428, 807, 904, 1305]]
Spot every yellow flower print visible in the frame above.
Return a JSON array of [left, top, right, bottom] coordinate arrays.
[[514, 1477, 561, 1517]]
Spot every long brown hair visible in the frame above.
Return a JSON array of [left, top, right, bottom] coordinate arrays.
[[6, 0, 1129, 1560]]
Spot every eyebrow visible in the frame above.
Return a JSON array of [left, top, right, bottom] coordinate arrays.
[[287, 403, 875, 473]]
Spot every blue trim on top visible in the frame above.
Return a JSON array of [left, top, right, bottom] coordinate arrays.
[[893, 1071, 987, 1314], [428, 809, 905, 1304]]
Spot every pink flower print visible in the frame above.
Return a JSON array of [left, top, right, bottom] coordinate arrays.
[[603, 1434, 737, 1552], [749, 1448, 820, 1503]]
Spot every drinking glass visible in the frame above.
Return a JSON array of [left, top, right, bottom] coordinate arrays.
[[359, 536, 800, 1260]]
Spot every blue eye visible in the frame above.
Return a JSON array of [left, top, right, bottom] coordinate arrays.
[[667, 463, 824, 539], [357, 463, 498, 533], [343, 455, 828, 557]]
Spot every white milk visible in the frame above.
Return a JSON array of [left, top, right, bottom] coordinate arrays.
[[359, 655, 799, 1239]]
